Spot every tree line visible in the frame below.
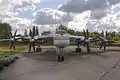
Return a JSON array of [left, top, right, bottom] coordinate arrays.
[[59, 25, 120, 41], [0, 22, 120, 41], [0, 23, 11, 39], [23, 26, 39, 37]]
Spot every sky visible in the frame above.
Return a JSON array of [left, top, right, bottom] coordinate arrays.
[[1, 0, 120, 34]]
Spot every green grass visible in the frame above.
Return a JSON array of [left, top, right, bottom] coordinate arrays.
[[0, 45, 27, 57]]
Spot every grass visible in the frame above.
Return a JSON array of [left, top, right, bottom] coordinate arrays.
[[0, 44, 28, 57]]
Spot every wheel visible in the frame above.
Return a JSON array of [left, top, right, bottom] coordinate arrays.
[[75, 48, 81, 52], [58, 55, 64, 62], [36, 48, 41, 52]]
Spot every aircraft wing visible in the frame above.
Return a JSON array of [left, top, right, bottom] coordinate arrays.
[[69, 35, 99, 45], [0, 37, 23, 42], [69, 35, 85, 39], [0, 39, 9, 42], [21, 36, 31, 40], [15, 37, 22, 39], [34, 34, 53, 40], [89, 38, 99, 42]]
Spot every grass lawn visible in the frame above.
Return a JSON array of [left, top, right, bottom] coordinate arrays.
[[0, 44, 28, 57]]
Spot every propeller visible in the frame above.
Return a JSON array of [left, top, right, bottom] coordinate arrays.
[[83, 29, 86, 47], [83, 29, 91, 53], [21, 26, 40, 52], [9, 30, 17, 50], [98, 30, 111, 51], [28, 27, 37, 52]]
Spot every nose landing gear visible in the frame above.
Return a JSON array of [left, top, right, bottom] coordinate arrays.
[[58, 55, 64, 62]]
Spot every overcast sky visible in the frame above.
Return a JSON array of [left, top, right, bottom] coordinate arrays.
[[1, 0, 120, 33]]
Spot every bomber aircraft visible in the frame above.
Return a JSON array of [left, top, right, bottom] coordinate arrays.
[[0, 25, 116, 62]]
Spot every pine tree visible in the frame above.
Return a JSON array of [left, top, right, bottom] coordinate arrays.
[[24, 29, 28, 37], [36, 26, 39, 35], [29, 29, 32, 36], [32, 26, 36, 36]]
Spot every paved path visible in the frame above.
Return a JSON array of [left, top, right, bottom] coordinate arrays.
[[0, 46, 120, 80]]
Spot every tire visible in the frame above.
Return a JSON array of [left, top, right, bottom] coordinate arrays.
[[58, 56, 64, 62], [36, 48, 41, 52], [75, 48, 82, 52]]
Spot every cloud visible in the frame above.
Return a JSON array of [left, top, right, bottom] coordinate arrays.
[[108, 0, 120, 5], [1, 0, 120, 34], [16, 4, 36, 12], [0, 0, 12, 13], [0, 0, 40, 25], [0, 0, 41, 35], [0, 0, 40, 16], [58, 0, 120, 13], [90, 9, 107, 19], [1, 16, 32, 34], [66, 3, 120, 32], [10, 0, 41, 5], [33, 8, 73, 25], [67, 11, 91, 31]]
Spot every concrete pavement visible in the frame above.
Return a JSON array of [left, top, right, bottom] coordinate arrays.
[[0, 46, 120, 80]]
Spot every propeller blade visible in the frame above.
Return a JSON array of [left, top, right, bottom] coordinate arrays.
[[86, 29, 89, 39], [13, 30, 17, 38], [105, 31, 108, 38], [100, 43, 103, 50], [83, 29, 86, 38], [28, 38, 36, 52], [102, 30, 104, 37], [29, 43, 32, 52], [29, 29, 32, 37], [9, 41, 15, 50], [86, 43, 90, 52], [32, 26, 36, 38], [32, 43, 36, 52], [103, 43, 106, 51], [9, 31, 12, 38]]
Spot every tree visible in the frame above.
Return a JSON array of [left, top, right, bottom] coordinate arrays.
[[59, 24, 67, 30], [24, 29, 28, 37], [36, 26, 39, 35], [0, 22, 12, 38], [29, 29, 32, 36], [32, 26, 36, 36]]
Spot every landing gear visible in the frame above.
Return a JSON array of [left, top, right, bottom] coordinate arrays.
[[36, 48, 41, 52], [57, 55, 64, 62], [75, 48, 81, 52], [57, 48, 64, 62]]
